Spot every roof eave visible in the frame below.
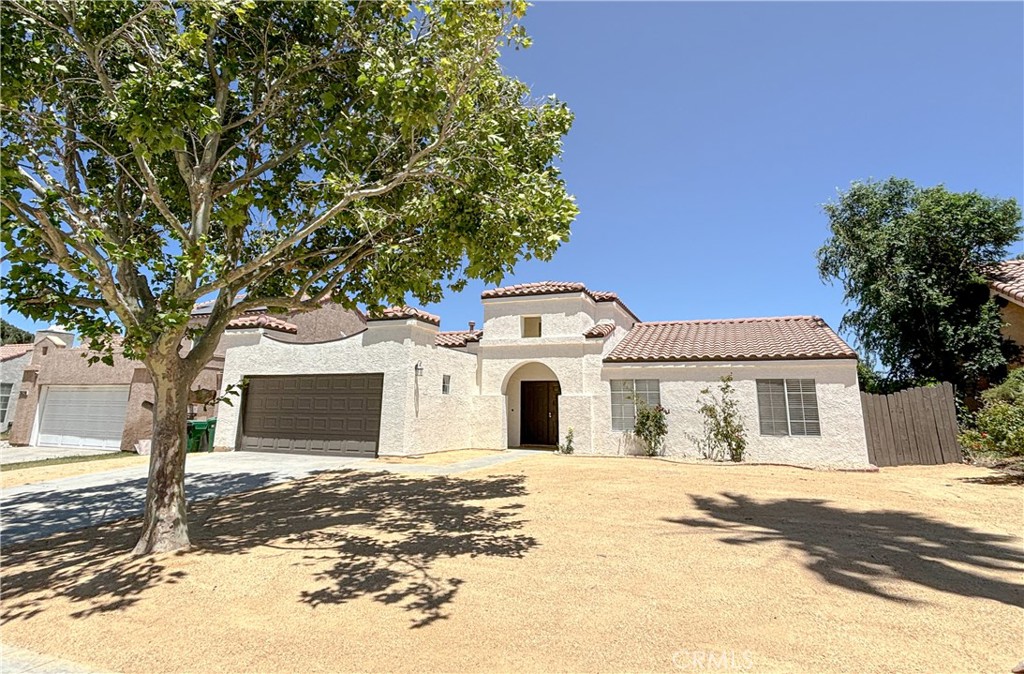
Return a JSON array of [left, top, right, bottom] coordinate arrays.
[[603, 353, 858, 364]]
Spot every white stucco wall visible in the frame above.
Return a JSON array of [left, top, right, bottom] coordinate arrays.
[[214, 319, 477, 456], [1, 352, 31, 430], [597, 359, 870, 468]]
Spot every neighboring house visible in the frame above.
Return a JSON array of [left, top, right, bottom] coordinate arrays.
[[214, 282, 870, 468], [7, 304, 365, 452], [988, 259, 1024, 363], [1, 343, 34, 432]]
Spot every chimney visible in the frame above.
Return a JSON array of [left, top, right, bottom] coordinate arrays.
[[468, 321, 476, 331]]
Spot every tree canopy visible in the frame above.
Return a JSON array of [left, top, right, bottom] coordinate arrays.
[[0, 318, 33, 344], [817, 178, 1021, 395], [0, 0, 576, 554]]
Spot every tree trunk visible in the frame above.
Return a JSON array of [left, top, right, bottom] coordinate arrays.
[[133, 363, 192, 556]]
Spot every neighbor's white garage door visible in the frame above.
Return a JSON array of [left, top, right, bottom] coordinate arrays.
[[37, 385, 130, 449]]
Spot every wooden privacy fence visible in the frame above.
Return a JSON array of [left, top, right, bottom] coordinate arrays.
[[860, 382, 962, 467]]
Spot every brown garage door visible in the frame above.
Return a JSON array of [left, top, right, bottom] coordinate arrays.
[[241, 374, 384, 457]]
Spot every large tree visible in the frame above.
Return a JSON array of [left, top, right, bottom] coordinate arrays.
[[817, 178, 1021, 394], [0, 0, 576, 554]]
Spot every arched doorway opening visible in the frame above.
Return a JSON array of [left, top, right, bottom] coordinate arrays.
[[502, 362, 560, 448]]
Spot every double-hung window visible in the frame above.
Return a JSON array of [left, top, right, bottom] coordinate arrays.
[[756, 379, 821, 436], [610, 379, 660, 431]]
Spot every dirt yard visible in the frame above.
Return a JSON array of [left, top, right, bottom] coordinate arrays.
[[372, 448, 506, 465], [1, 456, 1020, 673]]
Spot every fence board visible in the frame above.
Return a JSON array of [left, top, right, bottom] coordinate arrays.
[[880, 394, 899, 466], [860, 383, 961, 467]]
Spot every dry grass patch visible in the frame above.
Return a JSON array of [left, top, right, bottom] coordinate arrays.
[[0, 453, 149, 489], [0, 457, 1020, 673]]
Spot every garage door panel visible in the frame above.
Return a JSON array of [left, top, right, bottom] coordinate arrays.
[[37, 386, 129, 450], [241, 374, 383, 457]]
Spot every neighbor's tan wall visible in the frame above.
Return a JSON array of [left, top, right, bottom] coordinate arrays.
[[1000, 301, 1024, 354], [9, 344, 224, 451], [289, 305, 366, 342], [8, 341, 138, 446]]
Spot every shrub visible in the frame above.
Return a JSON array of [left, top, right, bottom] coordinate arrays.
[[960, 370, 1024, 456], [558, 427, 575, 455], [633, 399, 670, 457], [693, 375, 747, 462]]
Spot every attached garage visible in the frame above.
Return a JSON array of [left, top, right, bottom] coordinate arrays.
[[35, 385, 130, 450], [240, 374, 384, 457]]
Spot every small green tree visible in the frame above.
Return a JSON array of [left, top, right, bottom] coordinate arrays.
[[817, 178, 1022, 398], [633, 398, 669, 457], [693, 375, 746, 462]]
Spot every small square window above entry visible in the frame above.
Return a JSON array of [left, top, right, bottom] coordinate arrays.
[[522, 316, 542, 338]]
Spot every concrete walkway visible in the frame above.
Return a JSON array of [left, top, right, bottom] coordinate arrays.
[[0, 445, 118, 465], [1, 450, 532, 545], [1, 643, 106, 673]]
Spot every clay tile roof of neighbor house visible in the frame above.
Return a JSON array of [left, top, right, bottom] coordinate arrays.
[[0, 343, 33, 362], [435, 330, 484, 348], [225, 314, 298, 334], [481, 282, 640, 321], [368, 306, 442, 326], [989, 259, 1024, 305], [583, 323, 616, 339], [604, 316, 857, 363]]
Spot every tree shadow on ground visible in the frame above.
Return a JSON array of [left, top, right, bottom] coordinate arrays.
[[1, 470, 535, 628], [666, 492, 1023, 608]]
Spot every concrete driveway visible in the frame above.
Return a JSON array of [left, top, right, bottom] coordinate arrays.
[[0, 450, 531, 545]]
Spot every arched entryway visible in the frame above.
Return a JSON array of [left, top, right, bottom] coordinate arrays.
[[502, 362, 561, 448]]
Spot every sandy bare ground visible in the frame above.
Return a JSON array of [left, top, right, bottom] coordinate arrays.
[[0, 454, 149, 489], [0, 456, 1020, 673], [373, 449, 506, 465]]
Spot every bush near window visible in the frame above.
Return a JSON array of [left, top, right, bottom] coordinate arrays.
[[694, 375, 747, 462], [960, 369, 1024, 457], [633, 399, 669, 457]]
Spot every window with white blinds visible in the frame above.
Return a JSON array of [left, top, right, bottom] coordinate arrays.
[[610, 379, 660, 431], [756, 379, 821, 436]]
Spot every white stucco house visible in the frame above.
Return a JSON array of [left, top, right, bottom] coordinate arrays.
[[214, 282, 871, 468]]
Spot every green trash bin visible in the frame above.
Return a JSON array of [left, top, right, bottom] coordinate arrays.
[[186, 418, 217, 452]]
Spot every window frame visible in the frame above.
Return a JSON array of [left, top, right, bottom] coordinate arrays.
[[610, 379, 661, 432], [521, 316, 542, 338], [756, 378, 821, 437], [441, 374, 451, 395], [0, 382, 12, 424]]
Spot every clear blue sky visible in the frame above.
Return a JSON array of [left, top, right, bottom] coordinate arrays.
[[5, 2, 1023, 345], [423, 1, 1024, 336]]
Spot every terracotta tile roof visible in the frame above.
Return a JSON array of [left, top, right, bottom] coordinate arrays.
[[367, 306, 442, 326], [604, 316, 857, 363], [436, 330, 484, 348], [0, 343, 33, 362], [481, 282, 639, 322], [989, 259, 1024, 305], [583, 323, 616, 339], [225, 314, 298, 334]]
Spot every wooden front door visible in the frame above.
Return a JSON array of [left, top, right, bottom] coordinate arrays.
[[520, 381, 559, 446]]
